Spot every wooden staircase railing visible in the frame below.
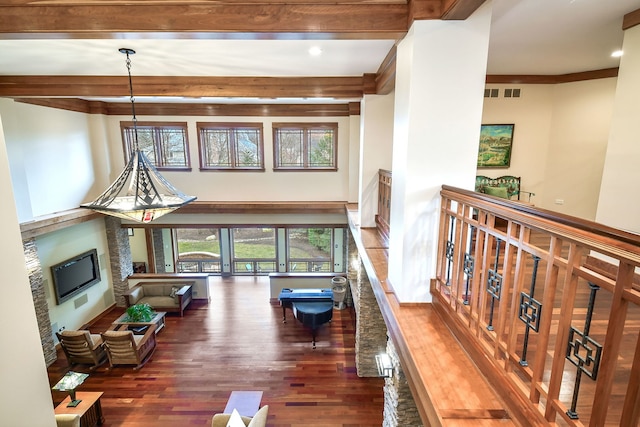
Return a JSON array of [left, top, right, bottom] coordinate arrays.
[[376, 169, 391, 239], [435, 185, 640, 426]]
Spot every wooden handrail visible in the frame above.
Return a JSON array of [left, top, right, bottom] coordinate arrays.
[[435, 185, 640, 426]]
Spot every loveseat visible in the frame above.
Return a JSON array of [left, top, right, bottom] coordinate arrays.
[[123, 281, 194, 316]]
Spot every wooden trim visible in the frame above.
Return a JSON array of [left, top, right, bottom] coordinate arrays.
[[13, 98, 356, 117], [375, 44, 397, 95], [441, 185, 640, 251], [0, 3, 412, 36], [19, 202, 347, 239], [486, 68, 619, 84], [176, 201, 348, 215], [623, 8, 640, 30], [20, 208, 102, 239], [348, 102, 361, 115], [441, 0, 487, 20]]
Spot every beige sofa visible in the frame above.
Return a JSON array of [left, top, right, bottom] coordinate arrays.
[[211, 405, 269, 427], [124, 281, 194, 316]]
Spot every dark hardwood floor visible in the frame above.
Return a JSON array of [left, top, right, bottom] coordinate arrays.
[[48, 276, 384, 427]]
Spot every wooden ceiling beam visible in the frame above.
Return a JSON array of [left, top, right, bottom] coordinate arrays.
[[441, 0, 487, 20], [13, 98, 359, 117], [0, 75, 368, 98], [0, 3, 416, 38]]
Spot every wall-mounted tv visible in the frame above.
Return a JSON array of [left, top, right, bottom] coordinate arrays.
[[51, 249, 101, 305]]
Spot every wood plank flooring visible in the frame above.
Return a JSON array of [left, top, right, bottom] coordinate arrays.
[[48, 277, 384, 427]]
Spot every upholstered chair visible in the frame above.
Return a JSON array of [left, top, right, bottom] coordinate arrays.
[[55, 414, 80, 427], [56, 330, 108, 370], [101, 324, 157, 370], [211, 405, 269, 427]]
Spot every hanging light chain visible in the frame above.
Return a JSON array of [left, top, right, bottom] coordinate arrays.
[[120, 48, 139, 152]]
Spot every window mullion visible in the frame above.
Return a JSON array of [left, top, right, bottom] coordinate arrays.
[[229, 129, 238, 168]]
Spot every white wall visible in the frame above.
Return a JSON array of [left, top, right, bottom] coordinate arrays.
[[0, 113, 57, 427], [103, 114, 356, 203], [482, 79, 616, 219], [481, 84, 553, 202], [389, 5, 492, 302], [544, 79, 616, 218], [36, 219, 114, 340], [0, 99, 98, 222], [597, 24, 640, 233], [358, 93, 395, 227]]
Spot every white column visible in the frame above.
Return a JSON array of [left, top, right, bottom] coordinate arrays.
[[358, 94, 395, 228], [595, 23, 640, 233], [388, 3, 493, 302], [0, 115, 57, 426]]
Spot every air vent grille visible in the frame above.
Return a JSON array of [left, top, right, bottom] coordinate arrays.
[[484, 88, 522, 98], [484, 88, 499, 98]]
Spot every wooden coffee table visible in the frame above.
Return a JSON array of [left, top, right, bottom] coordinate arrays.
[[109, 311, 166, 334], [55, 391, 104, 426]]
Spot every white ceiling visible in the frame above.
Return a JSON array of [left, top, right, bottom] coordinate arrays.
[[0, 0, 639, 102]]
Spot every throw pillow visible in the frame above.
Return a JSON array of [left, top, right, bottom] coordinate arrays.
[[225, 409, 245, 427], [247, 405, 269, 427], [483, 186, 509, 199], [170, 287, 179, 298]]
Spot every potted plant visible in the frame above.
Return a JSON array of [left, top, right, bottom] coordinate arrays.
[[124, 303, 154, 322]]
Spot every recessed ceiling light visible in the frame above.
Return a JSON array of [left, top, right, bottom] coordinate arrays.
[[308, 46, 322, 56], [611, 50, 624, 58]]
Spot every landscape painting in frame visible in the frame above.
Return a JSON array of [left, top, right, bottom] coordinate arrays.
[[477, 124, 514, 168]]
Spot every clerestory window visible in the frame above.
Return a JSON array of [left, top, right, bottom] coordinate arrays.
[[121, 122, 190, 170], [198, 122, 264, 170], [272, 123, 338, 171]]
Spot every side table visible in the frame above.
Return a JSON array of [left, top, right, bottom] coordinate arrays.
[[55, 392, 104, 427]]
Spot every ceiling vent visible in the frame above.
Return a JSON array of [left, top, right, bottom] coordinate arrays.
[[484, 88, 499, 98], [504, 88, 521, 98]]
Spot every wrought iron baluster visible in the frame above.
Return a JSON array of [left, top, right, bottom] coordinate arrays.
[[445, 215, 455, 286], [463, 225, 475, 305], [486, 238, 503, 331], [518, 255, 542, 366], [565, 282, 603, 420]]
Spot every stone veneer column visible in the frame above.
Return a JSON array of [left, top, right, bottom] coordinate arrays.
[[23, 238, 57, 366], [152, 228, 166, 272], [382, 338, 422, 427], [105, 217, 133, 307], [348, 231, 388, 377]]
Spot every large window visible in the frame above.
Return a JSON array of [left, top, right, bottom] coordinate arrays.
[[287, 227, 332, 272], [231, 227, 277, 274], [121, 122, 190, 169], [175, 228, 221, 273], [198, 123, 264, 170], [273, 123, 337, 170]]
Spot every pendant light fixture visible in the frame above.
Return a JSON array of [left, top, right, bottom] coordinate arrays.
[[81, 48, 196, 223]]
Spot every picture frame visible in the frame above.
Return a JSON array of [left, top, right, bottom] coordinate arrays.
[[132, 262, 147, 274], [127, 228, 134, 236], [477, 124, 515, 168]]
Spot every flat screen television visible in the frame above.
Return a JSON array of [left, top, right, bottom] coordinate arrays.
[[51, 249, 101, 305]]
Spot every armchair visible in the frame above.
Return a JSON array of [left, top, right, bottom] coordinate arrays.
[[56, 330, 107, 370], [55, 414, 80, 427], [101, 324, 157, 370], [211, 405, 269, 427]]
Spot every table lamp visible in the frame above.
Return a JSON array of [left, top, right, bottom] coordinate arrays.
[[52, 371, 89, 407]]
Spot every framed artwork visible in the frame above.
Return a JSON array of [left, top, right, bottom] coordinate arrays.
[[477, 124, 515, 168], [133, 262, 147, 273], [127, 228, 134, 236]]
